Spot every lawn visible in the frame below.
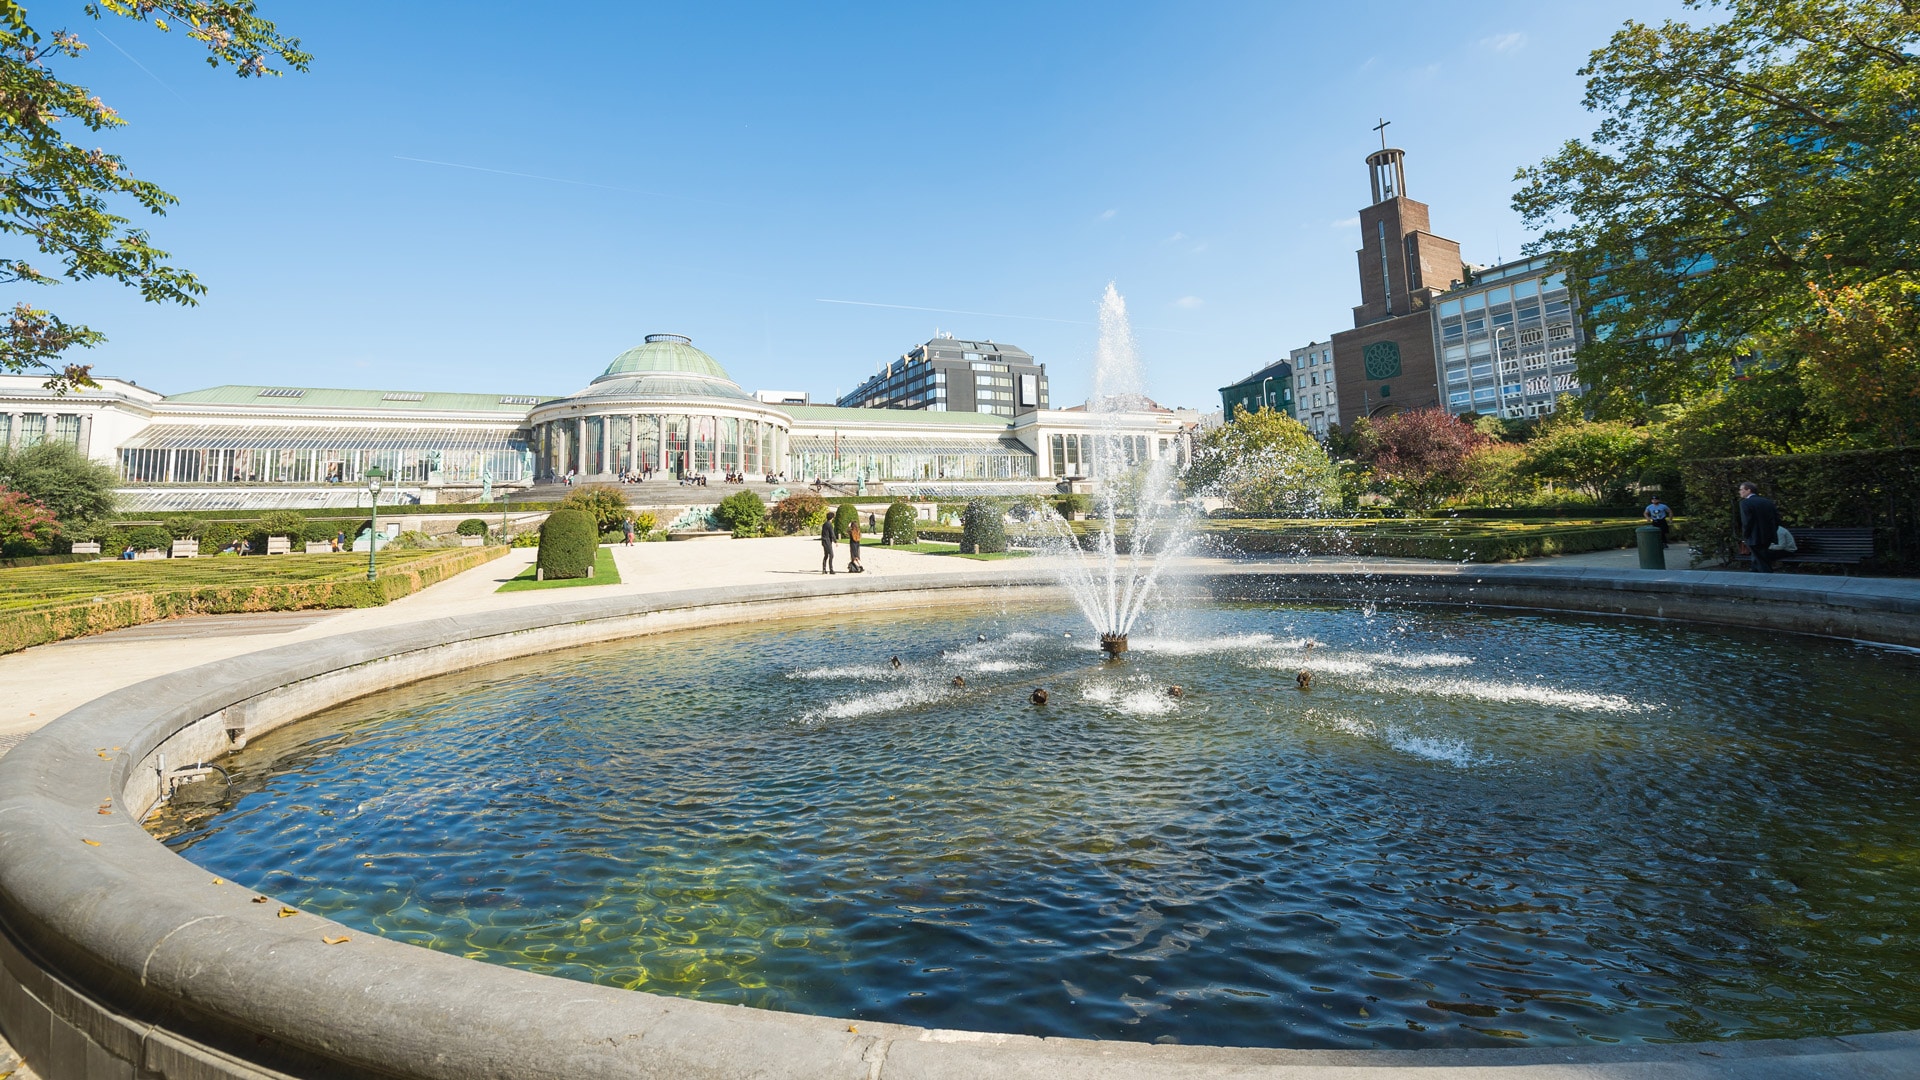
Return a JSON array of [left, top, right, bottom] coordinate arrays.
[[496, 546, 622, 592], [880, 541, 1030, 561], [0, 547, 506, 654]]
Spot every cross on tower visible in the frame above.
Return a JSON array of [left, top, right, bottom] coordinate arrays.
[[1373, 117, 1391, 151]]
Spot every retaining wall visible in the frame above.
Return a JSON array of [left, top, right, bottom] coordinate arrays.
[[1, 565, 1916, 1079]]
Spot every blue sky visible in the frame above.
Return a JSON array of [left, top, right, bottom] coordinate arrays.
[[43, 0, 1683, 410]]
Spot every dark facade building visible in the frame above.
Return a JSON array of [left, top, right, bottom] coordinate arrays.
[[837, 335, 1048, 417], [1218, 360, 1294, 420], [1330, 146, 1464, 426]]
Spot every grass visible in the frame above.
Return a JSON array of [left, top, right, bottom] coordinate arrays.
[[496, 545, 622, 592], [0, 547, 505, 654], [0, 549, 488, 611], [880, 541, 1030, 561]]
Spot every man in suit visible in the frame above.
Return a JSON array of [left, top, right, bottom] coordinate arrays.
[[1737, 481, 1780, 574], [820, 513, 836, 574]]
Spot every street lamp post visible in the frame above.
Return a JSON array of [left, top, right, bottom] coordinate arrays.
[[364, 467, 385, 581], [1261, 376, 1274, 413]]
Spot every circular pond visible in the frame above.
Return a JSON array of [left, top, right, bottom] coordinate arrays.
[[147, 600, 1920, 1051]]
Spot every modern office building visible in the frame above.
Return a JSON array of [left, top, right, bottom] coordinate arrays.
[[1287, 341, 1338, 436], [1329, 145, 1464, 426], [1429, 255, 1583, 420], [1, 333, 1178, 510], [1217, 360, 1294, 420], [836, 335, 1047, 416]]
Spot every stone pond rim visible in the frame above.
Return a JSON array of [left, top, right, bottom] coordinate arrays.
[[0, 563, 1917, 1079]]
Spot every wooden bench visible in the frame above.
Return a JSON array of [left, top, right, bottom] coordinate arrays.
[[1741, 527, 1875, 572]]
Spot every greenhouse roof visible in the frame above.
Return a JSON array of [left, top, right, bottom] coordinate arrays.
[[597, 335, 731, 382], [163, 385, 550, 414], [783, 406, 1011, 428]]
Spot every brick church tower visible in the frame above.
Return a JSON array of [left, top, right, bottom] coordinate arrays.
[[1330, 140, 1463, 426]]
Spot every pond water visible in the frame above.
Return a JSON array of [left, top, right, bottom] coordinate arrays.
[[148, 600, 1920, 1050]]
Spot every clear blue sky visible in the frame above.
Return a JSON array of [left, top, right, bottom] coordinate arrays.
[[44, 0, 1683, 410]]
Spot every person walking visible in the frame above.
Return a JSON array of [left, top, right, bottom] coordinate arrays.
[[819, 513, 836, 574], [1737, 481, 1780, 574], [1643, 494, 1673, 544], [622, 517, 636, 546]]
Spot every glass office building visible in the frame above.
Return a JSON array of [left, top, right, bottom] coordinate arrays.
[[1431, 255, 1583, 420]]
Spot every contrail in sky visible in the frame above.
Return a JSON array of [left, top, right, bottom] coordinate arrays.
[[817, 298, 1196, 334]]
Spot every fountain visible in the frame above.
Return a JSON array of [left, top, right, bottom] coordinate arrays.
[[1046, 283, 1196, 658]]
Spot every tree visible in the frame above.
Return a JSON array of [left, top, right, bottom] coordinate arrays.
[[559, 484, 631, 532], [1353, 408, 1488, 511], [769, 490, 826, 534], [0, 485, 56, 552], [1520, 416, 1652, 501], [0, 1, 307, 390], [1458, 443, 1537, 506], [1514, 0, 1920, 414], [0, 440, 116, 527], [1184, 406, 1342, 516], [1792, 273, 1920, 447]]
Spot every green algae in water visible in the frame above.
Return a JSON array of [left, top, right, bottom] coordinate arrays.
[[147, 601, 1920, 1050]]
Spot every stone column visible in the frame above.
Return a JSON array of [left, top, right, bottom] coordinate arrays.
[[574, 417, 585, 477]]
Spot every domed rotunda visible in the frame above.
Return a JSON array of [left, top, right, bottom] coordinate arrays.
[[527, 335, 790, 481]]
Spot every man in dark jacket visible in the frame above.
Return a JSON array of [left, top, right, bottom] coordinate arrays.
[[820, 514, 836, 574], [1737, 481, 1780, 574]]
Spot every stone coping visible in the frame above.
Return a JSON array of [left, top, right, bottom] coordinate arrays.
[[1, 565, 1916, 1079]]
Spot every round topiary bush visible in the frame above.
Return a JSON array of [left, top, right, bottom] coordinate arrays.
[[715, 490, 767, 538], [961, 500, 1007, 554], [536, 508, 598, 579], [833, 502, 856, 540], [882, 501, 917, 545], [456, 517, 490, 537]]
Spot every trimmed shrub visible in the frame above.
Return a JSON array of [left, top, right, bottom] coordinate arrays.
[[833, 502, 856, 540], [126, 525, 172, 552], [198, 522, 244, 556], [882, 501, 918, 545], [632, 510, 657, 535], [1681, 446, 1918, 571], [250, 511, 310, 552], [960, 501, 1007, 554], [1054, 494, 1093, 520], [537, 509, 598, 579], [715, 490, 768, 538], [560, 484, 632, 533], [456, 517, 490, 537], [303, 520, 340, 544], [770, 490, 827, 534]]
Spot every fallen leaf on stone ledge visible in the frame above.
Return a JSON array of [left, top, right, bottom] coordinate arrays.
[[81, 839, 100, 847], [277, 907, 298, 918], [251, 896, 269, 904], [211, 878, 223, 885], [322, 935, 349, 945]]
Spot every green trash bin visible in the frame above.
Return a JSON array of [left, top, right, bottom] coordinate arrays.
[[1635, 525, 1666, 570]]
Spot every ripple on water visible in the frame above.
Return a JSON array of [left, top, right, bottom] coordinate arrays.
[[146, 600, 1920, 1053]]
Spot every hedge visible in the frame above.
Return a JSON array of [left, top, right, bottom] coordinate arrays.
[[456, 517, 491, 537], [1205, 520, 1664, 563], [1681, 447, 1919, 572], [537, 508, 598, 579], [882, 501, 918, 545], [0, 547, 505, 654], [833, 502, 857, 540]]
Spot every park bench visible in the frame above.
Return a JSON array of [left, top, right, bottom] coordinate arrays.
[[169, 539, 199, 559], [265, 535, 293, 555], [1740, 527, 1875, 573]]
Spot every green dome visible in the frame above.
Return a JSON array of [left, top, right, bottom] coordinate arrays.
[[597, 334, 730, 382]]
